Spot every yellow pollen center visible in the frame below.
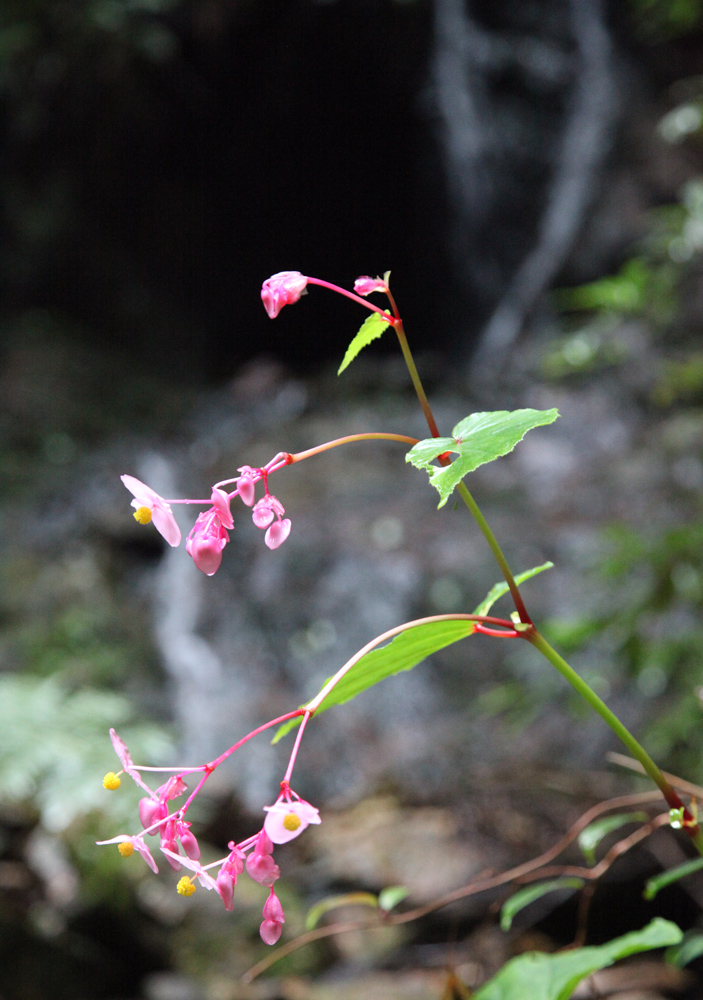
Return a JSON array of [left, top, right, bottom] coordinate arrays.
[[176, 877, 196, 897], [103, 772, 121, 790], [282, 812, 302, 832], [133, 506, 153, 525], [118, 842, 134, 857]]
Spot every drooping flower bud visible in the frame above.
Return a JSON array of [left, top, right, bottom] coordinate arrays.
[[265, 518, 291, 550], [261, 271, 308, 318], [186, 510, 230, 576], [260, 889, 285, 945], [353, 276, 388, 296]]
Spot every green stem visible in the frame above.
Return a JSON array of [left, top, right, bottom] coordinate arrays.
[[456, 481, 531, 624], [390, 317, 530, 623], [528, 629, 703, 855], [394, 321, 442, 439]]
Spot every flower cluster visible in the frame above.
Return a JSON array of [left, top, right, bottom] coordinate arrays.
[[122, 458, 291, 576], [99, 729, 320, 946]]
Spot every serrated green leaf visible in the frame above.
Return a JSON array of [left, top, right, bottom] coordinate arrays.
[[272, 619, 476, 743], [644, 857, 703, 900], [406, 409, 560, 508], [337, 310, 392, 375], [305, 892, 378, 931], [378, 885, 409, 912], [474, 918, 682, 1000], [473, 562, 554, 617], [578, 812, 648, 866], [666, 930, 703, 967], [500, 879, 585, 932]]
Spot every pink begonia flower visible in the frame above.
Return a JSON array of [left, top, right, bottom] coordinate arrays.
[[186, 508, 230, 576], [245, 829, 280, 887], [353, 276, 388, 296], [252, 495, 291, 550], [121, 475, 181, 547], [139, 775, 188, 833], [139, 796, 168, 831], [160, 848, 219, 891], [261, 271, 308, 318], [96, 834, 159, 873], [260, 888, 285, 945], [236, 467, 257, 507], [210, 487, 234, 529], [216, 843, 246, 911], [109, 728, 154, 797], [263, 799, 321, 845]]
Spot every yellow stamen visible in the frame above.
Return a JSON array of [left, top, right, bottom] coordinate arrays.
[[118, 842, 134, 857], [103, 772, 121, 790], [282, 812, 302, 832], [133, 506, 153, 525], [176, 876, 196, 897]]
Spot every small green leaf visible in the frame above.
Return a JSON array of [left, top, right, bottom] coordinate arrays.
[[577, 812, 648, 866], [378, 885, 409, 912], [305, 892, 378, 931], [272, 619, 476, 743], [666, 930, 703, 967], [500, 879, 584, 932], [406, 409, 560, 508], [473, 562, 554, 617], [338, 311, 392, 375], [643, 857, 703, 900], [474, 918, 682, 1000]]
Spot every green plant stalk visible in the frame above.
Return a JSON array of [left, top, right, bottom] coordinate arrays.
[[390, 319, 530, 623], [394, 321, 442, 439], [455, 481, 531, 624], [528, 629, 703, 854]]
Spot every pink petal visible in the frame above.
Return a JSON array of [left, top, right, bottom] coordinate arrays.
[[265, 518, 291, 550], [252, 500, 275, 528], [237, 474, 256, 507], [262, 890, 285, 924], [260, 919, 283, 945], [354, 276, 387, 296], [216, 869, 235, 910], [210, 488, 234, 529], [261, 271, 308, 318], [245, 852, 280, 887], [150, 504, 181, 547]]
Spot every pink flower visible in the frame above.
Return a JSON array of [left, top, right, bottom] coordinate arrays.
[[354, 276, 388, 296], [252, 495, 292, 550], [160, 848, 219, 891], [260, 888, 285, 945], [96, 834, 159, 873], [121, 475, 181, 547], [109, 729, 154, 797], [216, 843, 246, 911], [246, 829, 280, 887], [261, 271, 308, 318], [186, 507, 230, 575], [236, 468, 257, 507], [263, 798, 321, 845]]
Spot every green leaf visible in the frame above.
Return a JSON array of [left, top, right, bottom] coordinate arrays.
[[473, 562, 554, 617], [666, 930, 703, 967], [305, 892, 378, 931], [643, 857, 703, 900], [272, 619, 476, 743], [577, 812, 648, 866], [474, 918, 682, 1000], [500, 879, 585, 932], [406, 409, 560, 508], [378, 885, 409, 912], [338, 310, 392, 375]]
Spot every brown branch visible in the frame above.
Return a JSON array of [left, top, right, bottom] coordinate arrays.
[[242, 790, 667, 982]]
